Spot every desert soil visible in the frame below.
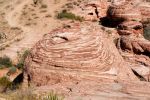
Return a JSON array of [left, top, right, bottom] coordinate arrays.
[[0, 0, 67, 60]]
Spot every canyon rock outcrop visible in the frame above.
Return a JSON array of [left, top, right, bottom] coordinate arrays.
[[22, 0, 150, 99], [106, 0, 150, 82], [106, 0, 150, 55], [107, 0, 143, 21], [118, 21, 143, 36], [23, 22, 150, 99], [68, 0, 110, 21], [107, 0, 150, 24], [24, 23, 137, 87], [119, 36, 150, 54]]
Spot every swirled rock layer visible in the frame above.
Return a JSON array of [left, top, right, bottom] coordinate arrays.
[[107, 0, 150, 22], [24, 23, 137, 87], [107, 1, 142, 21]]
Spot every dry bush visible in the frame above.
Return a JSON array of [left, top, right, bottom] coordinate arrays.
[[9, 90, 64, 100], [57, 10, 84, 22]]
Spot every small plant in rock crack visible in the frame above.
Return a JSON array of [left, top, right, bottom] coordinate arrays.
[[7, 66, 17, 75], [144, 26, 150, 41], [57, 10, 84, 22], [0, 76, 13, 92], [16, 50, 30, 70]]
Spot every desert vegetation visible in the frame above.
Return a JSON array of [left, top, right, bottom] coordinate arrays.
[[9, 90, 63, 100], [57, 10, 84, 22], [0, 56, 12, 68], [144, 25, 150, 40], [0, 50, 30, 70], [0, 0, 150, 99], [0, 76, 13, 92], [16, 50, 30, 70], [0, 50, 30, 94]]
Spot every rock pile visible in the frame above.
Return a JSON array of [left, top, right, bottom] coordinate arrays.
[[106, 0, 150, 81], [107, 0, 150, 55]]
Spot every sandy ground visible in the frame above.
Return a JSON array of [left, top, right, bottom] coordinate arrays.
[[0, 0, 67, 60]]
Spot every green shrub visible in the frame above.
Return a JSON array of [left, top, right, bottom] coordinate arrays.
[[0, 64, 5, 69], [16, 50, 30, 69], [57, 10, 84, 22], [0, 56, 12, 68], [16, 63, 24, 69], [7, 66, 17, 75], [0, 77, 11, 87], [0, 76, 20, 92], [0, 76, 12, 92], [144, 26, 150, 41]]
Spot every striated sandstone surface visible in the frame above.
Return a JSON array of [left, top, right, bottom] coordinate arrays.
[[108, 0, 150, 82], [107, 0, 150, 23], [23, 22, 150, 99], [107, 1, 142, 21], [107, 0, 150, 55], [22, 0, 150, 99], [24, 23, 137, 86]]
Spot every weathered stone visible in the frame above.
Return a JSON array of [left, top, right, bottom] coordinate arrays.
[[24, 23, 137, 87], [107, 2, 142, 21], [120, 36, 150, 54], [118, 21, 143, 36], [70, 0, 109, 21]]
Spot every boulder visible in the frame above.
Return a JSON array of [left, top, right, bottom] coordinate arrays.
[[120, 36, 150, 54], [107, 3, 142, 21], [24, 23, 137, 87], [107, 0, 150, 22], [118, 21, 143, 36]]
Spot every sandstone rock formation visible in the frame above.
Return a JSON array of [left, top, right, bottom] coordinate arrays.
[[106, 0, 150, 26], [119, 36, 150, 54], [118, 21, 143, 36], [106, 0, 150, 81], [68, 0, 110, 21], [107, 0, 142, 21], [106, 0, 150, 55], [24, 23, 137, 87], [23, 22, 150, 99], [22, 0, 150, 99]]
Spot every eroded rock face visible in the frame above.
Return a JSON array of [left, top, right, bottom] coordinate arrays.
[[138, 2, 150, 22], [23, 23, 150, 99], [24, 23, 137, 87], [70, 0, 109, 21], [107, 1, 142, 21], [107, 0, 150, 55], [22, 1, 150, 99], [119, 36, 150, 54], [107, 0, 150, 23], [118, 21, 143, 36]]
